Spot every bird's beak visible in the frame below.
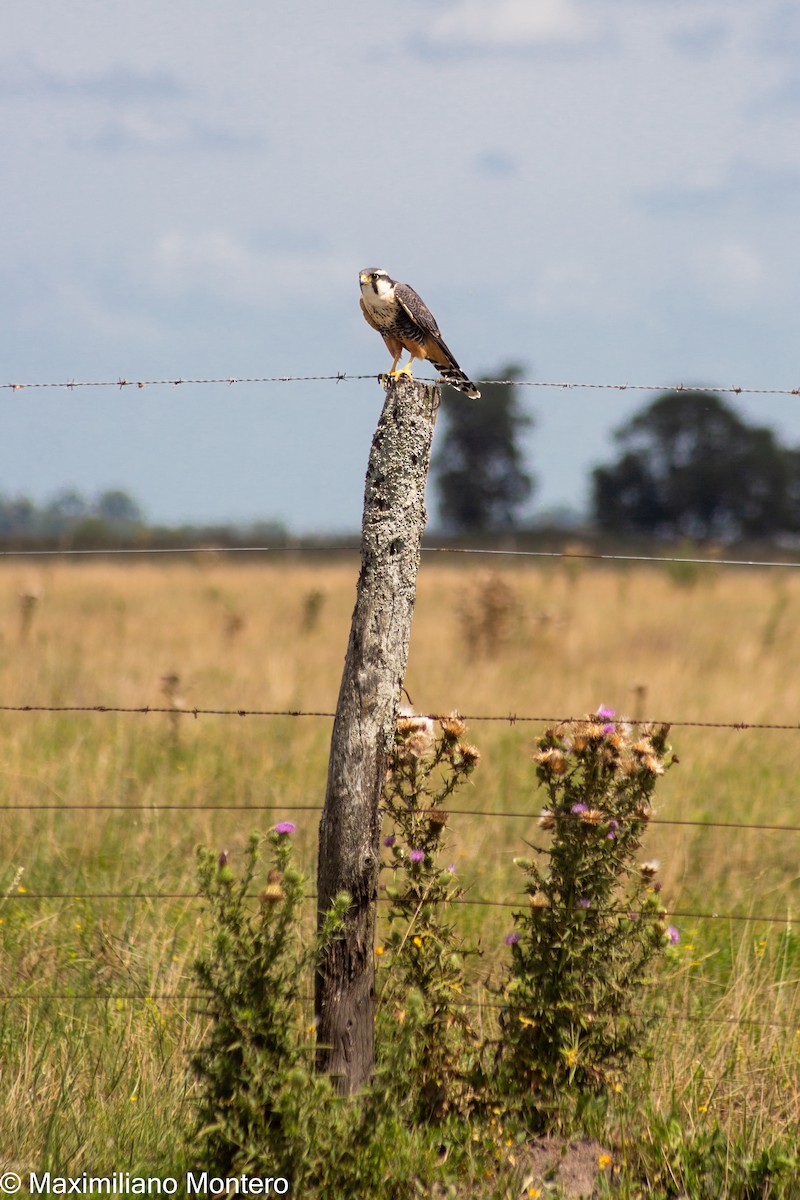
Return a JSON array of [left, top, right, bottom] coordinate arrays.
[[359, 272, 369, 285]]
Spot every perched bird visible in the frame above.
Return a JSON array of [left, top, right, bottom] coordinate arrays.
[[359, 268, 481, 399]]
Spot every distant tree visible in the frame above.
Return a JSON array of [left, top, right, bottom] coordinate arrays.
[[95, 489, 143, 526], [433, 363, 534, 532], [0, 495, 38, 536], [592, 390, 800, 539], [46, 488, 88, 525]]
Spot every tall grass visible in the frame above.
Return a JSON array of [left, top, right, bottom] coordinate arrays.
[[1, 556, 799, 1187]]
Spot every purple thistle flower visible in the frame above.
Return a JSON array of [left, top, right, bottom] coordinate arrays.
[[571, 803, 588, 815], [447, 864, 456, 874], [409, 848, 424, 862], [667, 925, 680, 945], [602, 723, 617, 736], [607, 818, 619, 840], [579, 898, 590, 908], [596, 705, 615, 720], [273, 821, 296, 835], [383, 835, 396, 848], [504, 931, 521, 945]]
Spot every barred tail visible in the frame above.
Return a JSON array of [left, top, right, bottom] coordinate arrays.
[[437, 365, 481, 400]]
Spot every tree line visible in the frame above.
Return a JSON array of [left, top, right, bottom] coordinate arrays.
[[435, 370, 800, 540], [3, 380, 800, 543], [0, 486, 286, 547]]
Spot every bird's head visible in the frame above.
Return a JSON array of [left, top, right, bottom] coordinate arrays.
[[359, 267, 393, 298]]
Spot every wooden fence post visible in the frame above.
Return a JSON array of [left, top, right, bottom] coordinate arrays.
[[315, 374, 440, 1093]]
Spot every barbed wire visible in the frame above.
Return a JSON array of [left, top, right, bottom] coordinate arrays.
[[1, 702, 799, 732], [3, 890, 795, 925], [2, 541, 800, 570], [2, 373, 800, 396], [2, 800, 800, 836], [0, 991, 791, 1032]]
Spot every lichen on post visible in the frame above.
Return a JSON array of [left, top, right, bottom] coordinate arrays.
[[315, 374, 440, 1093]]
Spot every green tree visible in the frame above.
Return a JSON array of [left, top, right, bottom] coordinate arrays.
[[592, 390, 800, 539], [433, 363, 534, 532], [95, 489, 143, 526]]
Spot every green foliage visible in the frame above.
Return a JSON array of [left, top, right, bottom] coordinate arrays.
[[190, 711, 683, 1192], [190, 823, 502, 1197], [433, 362, 534, 532], [592, 390, 800, 539], [377, 714, 482, 1121], [630, 1111, 800, 1199], [191, 826, 350, 1179], [0, 486, 144, 539], [497, 712, 678, 1129]]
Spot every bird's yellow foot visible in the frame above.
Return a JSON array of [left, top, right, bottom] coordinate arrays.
[[380, 365, 414, 386]]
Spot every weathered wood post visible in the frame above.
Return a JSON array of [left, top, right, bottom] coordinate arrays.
[[315, 374, 440, 1092]]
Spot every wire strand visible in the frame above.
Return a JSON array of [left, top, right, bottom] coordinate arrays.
[[2, 542, 800, 571], [2, 373, 800, 396], [0, 993, 792, 1032], [0, 702, 798, 732], [3, 891, 795, 924], [2, 801, 800, 836]]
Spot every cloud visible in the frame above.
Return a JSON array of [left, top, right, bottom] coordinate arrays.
[[693, 240, 767, 310], [0, 62, 184, 104], [637, 162, 800, 219], [755, 2, 800, 56], [0, 60, 259, 154], [82, 112, 261, 153], [473, 150, 518, 178], [143, 230, 350, 310], [668, 18, 731, 59], [413, 0, 601, 57]]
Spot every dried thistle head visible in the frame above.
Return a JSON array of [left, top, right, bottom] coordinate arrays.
[[533, 746, 569, 776], [579, 808, 605, 826], [455, 743, 481, 770], [260, 881, 285, 905], [395, 714, 437, 761], [426, 808, 450, 831], [440, 713, 466, 743], [640, 754, 665, 776]]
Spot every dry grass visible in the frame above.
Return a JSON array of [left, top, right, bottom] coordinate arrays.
[[1, 555, 799, 1170]]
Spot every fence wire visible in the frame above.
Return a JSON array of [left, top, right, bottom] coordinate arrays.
[[3, 542, 800, 571], [2, 890, 795, 927], [2, 373, 800, 396], [2, 800, 800, 836], [1, 702, 799, 732], [0, 992, 791, 1033]]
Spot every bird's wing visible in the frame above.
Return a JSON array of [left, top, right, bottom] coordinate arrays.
[[394, 282, 459, 369]]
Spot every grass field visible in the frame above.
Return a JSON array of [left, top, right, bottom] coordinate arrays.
[[1, 555, 799, 1190]]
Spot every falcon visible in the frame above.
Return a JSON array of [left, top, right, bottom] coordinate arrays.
[[359, 268, 481, 399]]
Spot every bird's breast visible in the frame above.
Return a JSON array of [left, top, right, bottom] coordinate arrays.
[[360, 285, 396, 331]]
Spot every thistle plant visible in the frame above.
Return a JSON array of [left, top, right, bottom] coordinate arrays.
[[377, 713, 481, 1121], [498, 709, 678, 1129], [191, 824, 350, 1177]]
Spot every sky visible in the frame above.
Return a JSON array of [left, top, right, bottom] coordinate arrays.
[[2, 0, 800, 532]]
